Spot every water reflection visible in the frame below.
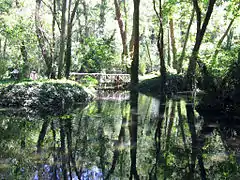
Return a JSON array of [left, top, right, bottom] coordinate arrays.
[[0, 92, 240, 179]]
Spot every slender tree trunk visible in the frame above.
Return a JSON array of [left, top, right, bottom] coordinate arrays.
[[114, 0, 128, 72], [64, 0, 72, 78], [178, 9, 194, 73], [65, 26, 73, 79], [169, 18, 177, 69], [58, 0, 67, 79], [131, 0, 140, 87], [186, 0, 216, 90], [153, 0, 166, 94], [65, 0, 81, 79], [51, 0, 57, 79], [212, 18, 235, 65], [167, 28, 171, 67]]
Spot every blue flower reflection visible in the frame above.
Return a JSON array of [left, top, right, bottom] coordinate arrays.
[[33, 164, 103, 180]]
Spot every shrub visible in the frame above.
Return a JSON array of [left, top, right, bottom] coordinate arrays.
[[0, 80, 93, 114]]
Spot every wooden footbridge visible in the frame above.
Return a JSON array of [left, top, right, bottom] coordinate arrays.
[[70, 72, 130, 90]]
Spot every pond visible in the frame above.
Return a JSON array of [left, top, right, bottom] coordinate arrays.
[[0, 91, 239, 179]]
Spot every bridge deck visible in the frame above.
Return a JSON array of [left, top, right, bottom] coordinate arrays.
[[70, 72, 130, 82]]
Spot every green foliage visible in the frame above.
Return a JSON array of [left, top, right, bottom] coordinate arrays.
[[208, 47, 239, 78], [79, 75, 99, 87], [0, 59, 8, 79], [0, 2, 39, 78], [139, 62, 146, 75], [0, 0, 13, 14], [77, 36, 116, 73]]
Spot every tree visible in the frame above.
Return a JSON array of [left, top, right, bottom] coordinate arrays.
[[131, 0, 140, 87], [153, 0, 166, 94], [65, 0, 81, 79], [186, 0, 216, 90], [169, 17, 177, 69], [57, 0, 67, 79], [178, 8, 194, 74], [35, 0, 53, 78], [212, 2, 240, 65], [114, 0, 128, 72]]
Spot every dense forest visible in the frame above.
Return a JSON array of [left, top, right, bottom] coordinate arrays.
[[0, 0, 240, 179], [0, 0, 239, 87]]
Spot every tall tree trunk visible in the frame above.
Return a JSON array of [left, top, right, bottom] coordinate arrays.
[[153, 0, 166, 94], [178, 9, 194, 74], [169, 18, 177, 69], [65, 0, 81, 79], [57, 0, 67, 79], [167, 28, 171, 67], [186, 0, 216, 90], [131, 0, 140, 87], [114, 0, 128, 72], [212, 18, 235, 65], [51, 0, 57, 79]]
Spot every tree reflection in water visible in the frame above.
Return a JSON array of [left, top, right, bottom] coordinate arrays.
[[0, 92, 240, 179], [129, 90, 140, 180]]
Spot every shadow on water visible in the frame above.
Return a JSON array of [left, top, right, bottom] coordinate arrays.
[[0, 91, 240, 179]]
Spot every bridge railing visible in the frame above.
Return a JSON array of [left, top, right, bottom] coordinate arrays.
[[70, 72, 130, 85]]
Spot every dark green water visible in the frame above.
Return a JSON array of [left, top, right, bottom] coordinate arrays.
[[0, 91, 239, 179]]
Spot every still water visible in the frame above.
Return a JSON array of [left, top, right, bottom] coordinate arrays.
[[0, 91, 239, 179]]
